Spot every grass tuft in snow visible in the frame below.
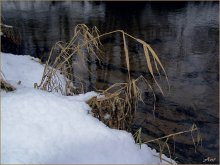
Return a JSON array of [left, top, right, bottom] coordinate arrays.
[[87, 75, 156, 131]]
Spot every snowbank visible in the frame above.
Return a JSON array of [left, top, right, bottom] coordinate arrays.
[[1, 53, 44, 88], [1, 52, 174, 164]]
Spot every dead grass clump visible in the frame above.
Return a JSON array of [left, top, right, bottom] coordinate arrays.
[[36, 24, 102, 95], [0, 79, 16, 92], [87, 76, 155, 130], [88, 84, 136, 130], [0, 71, 16, 92]]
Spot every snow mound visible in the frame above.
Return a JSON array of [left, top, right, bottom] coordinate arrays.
[[2, 88, 163, 164], [1, 52, 174, 164], [1, 52, 45, 88]]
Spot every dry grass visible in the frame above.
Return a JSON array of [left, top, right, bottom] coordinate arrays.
[[34, 24, 200, 163], [37, 24, 168, 96], [87, 75, 156, 130], [133, 124, 202, 164], [36, 24, 103, 95], [36, 23, 169, 132], [0, 71, 16, 92]]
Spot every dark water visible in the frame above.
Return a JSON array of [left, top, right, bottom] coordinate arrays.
[[1, 1, 219, 164]]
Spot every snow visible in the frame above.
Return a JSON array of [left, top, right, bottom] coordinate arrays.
[[1, 53, 44, 88], [1, 52, 175, 164]]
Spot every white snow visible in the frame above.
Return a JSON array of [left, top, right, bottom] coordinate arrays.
[[1, 53, 44, 88], [1, 52, 175, 164]]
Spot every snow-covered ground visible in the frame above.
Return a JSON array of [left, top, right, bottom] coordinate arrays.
[[1, 52, 175, 164]]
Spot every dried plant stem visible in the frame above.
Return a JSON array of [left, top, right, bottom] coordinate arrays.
[[142, 124, 199, 144]]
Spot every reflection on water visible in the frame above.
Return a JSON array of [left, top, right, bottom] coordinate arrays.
[[2, 1, 219, 163]]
